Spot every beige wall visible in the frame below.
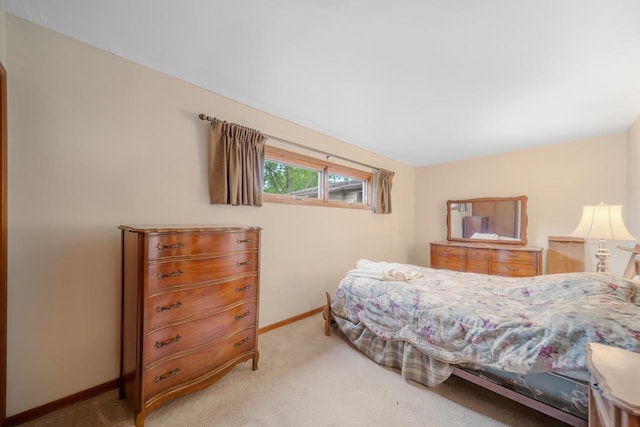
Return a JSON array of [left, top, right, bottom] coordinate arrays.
[[5, 15, 415, 415], [627, 115, 640, 240], [413, 134, 632, 274], [0, 6, 6, 65]]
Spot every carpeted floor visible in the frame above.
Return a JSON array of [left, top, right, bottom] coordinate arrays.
[[18, 313, 570, 426]]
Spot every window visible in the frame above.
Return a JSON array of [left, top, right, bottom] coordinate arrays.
[[263, 146, 372, 209]]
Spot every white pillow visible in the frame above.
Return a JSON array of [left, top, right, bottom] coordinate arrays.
[[470, 232, 499, 240]]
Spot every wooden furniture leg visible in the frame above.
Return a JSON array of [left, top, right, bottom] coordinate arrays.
[[252, 350, 259, 371], [324, 292, 332, 336]]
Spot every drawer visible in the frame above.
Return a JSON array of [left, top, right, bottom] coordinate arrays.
[[491, 249, 538, 264], [466, 248, 489, 260], [434, 245, 466, 257], [146, 276, 258, 329], [148, 231, 259, 260], [490, 261, 538, 277], [466, 259, 489, 274], [145, 302, 257, 365], [144, 328, 256, 400], [431, 255, 466, 272], [148, 253, 258, 292]]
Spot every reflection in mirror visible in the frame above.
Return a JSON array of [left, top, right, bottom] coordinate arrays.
[[447, 196, 528, 245]]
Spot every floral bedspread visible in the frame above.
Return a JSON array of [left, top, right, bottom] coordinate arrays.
[[331, 261, 640, 374]]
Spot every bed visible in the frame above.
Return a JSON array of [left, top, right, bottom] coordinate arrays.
[[324, 259, 640, 426]]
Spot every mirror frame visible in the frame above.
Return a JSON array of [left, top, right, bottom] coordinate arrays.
[[446, 196, 528, 245]]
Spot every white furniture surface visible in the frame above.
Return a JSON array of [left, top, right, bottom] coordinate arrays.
[[586, 343, 640, 427]]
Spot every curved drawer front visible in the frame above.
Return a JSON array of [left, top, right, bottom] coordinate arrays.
[[466, 259, 489, 274], [490, 261, 538, 277], [466, 248, 489, 260], [435, 245, 465, 257], [491, 249, 537, 263], [145, 302, 257, 365], [148, 253, 258, 292], [148, 231, 259, 260], [144, 329, 256, 400], [146, 276, 258, 329], [432, 255, 465, 271]]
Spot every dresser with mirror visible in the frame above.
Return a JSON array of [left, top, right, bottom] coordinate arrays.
[[430, 196, 543, 277]]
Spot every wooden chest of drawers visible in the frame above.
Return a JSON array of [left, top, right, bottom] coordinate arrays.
[[430, 241, 542, 277], [118, 225, 261, 427]]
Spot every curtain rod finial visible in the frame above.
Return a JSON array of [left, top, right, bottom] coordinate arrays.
[[198, 113, 207, 120]]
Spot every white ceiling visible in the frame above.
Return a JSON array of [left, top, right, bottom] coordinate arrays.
[[4, 1, 640, 167]]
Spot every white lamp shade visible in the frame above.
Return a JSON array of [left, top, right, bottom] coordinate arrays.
[[570, 204, 636, 241]]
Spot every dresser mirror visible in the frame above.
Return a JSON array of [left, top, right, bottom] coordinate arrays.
[[447, 196, 528, 245]]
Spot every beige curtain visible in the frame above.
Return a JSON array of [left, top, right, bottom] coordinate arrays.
[[374, 168, 394, 214], [208, 119, 266, 206]]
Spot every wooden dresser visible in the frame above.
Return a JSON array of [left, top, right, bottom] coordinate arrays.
[[430, 241, 542, 277], [547, 236, 585, 274], [118, 225, 261, 427]]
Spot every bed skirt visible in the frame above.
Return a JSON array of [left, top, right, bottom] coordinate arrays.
[[334, 315, 589, 422]]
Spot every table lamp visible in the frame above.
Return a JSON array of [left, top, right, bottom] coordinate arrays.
[[570, 203, 636, 272]]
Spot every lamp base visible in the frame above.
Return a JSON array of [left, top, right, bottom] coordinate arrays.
[[594, 239, 610, 273]]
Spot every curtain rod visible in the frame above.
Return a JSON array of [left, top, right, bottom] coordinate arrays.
[[198, 113, 380, 171]]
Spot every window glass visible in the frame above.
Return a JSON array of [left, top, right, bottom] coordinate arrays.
[[328, 174, 366, 204], [263, 159, 321, 199]]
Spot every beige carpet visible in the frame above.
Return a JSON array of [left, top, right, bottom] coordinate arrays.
[[19, 313, 570, 426]]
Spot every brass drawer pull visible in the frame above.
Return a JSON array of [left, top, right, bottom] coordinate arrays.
[[154, 334, 181, 349], [156, 269, 183, 279], [153, 367, 180, 383], [237, 238, 252, 244], [236, 260, 252, 267], [155, 301, 182, 313], [236, 284, 252, 292], [234, 337, 249, 347], [506, 253, 520, 258], [506, 266, 519, 271], [156, 241, 183, 250], [235, 310, 251, 321]]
